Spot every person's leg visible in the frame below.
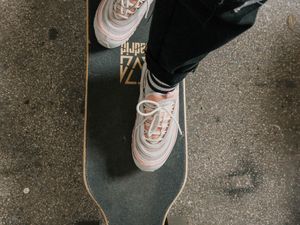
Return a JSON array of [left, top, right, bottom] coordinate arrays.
[[132, 0, 267, 171], [146, 0, 267, 89]]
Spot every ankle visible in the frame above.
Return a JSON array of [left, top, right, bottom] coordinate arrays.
[[146, 72, 177, 94]]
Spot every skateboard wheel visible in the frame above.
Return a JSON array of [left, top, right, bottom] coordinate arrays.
[[165, 216, 188, 225]]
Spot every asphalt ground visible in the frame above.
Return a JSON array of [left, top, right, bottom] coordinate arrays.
[[0, 0, 299, 224]]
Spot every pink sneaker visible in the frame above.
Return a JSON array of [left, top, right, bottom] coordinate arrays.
[[132, 63, 182, 172], [94, 0, 153, 48]]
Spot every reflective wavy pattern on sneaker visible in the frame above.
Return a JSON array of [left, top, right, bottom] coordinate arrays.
[[94, 0, 152, 48], [132, 64, 182, 172]]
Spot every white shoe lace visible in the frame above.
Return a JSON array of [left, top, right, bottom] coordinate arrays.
[[136, 100, 182, 143], [233, 0, 264, 12], [113, 0, 150, 20]]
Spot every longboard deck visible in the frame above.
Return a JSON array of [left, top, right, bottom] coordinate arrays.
[[84, 1, 188, 225]]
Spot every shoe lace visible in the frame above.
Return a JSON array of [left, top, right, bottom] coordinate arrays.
[[136, 100, 182, 143], [233, 0, 264, 13], [113, 0, 150, 19]]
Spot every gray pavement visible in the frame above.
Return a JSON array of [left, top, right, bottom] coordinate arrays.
[[0, 0, 299, 225]]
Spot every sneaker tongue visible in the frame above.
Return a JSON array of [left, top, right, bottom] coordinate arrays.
[[145, 92, 175, 106], [143, 93, 175, 143]]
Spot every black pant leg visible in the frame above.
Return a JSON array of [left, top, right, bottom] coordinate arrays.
[[146, 0, 267, 87]]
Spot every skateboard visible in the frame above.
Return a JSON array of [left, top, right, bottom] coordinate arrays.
[[83, 1, 188, 225]]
